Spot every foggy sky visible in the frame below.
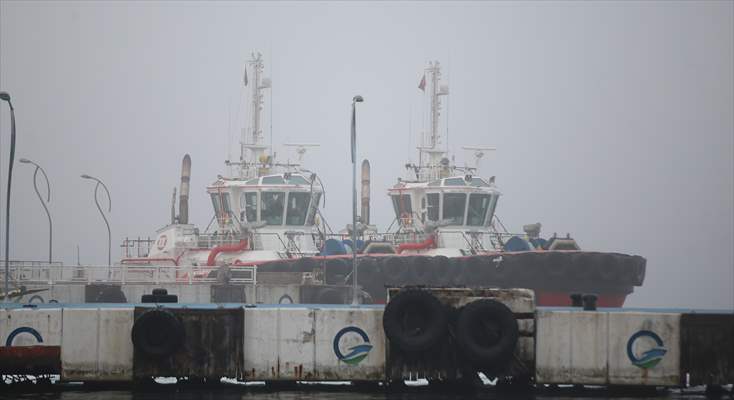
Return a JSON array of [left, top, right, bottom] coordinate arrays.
[[0, 1, 732, 309]]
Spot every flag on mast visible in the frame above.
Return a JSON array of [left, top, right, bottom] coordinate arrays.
[[418, 74, 426, 91], [243, 67, 248, 86]]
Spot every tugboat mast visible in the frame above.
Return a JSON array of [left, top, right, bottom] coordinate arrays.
[[418, 61, 449, 181], [239, 52, 271, 179]]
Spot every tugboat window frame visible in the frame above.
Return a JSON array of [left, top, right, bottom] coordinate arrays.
[[442, 192, 467, 225], [286, 191, 311, 226], [306, 192, 322, 225], [486, 194, 499, 227], [210, 193, 222, 221], [391, 194, 412, 223], [241, 192, 258, 223], [426, 193, 440, 222], [261, 191, 285, 225], [467, 193, 490, 226]]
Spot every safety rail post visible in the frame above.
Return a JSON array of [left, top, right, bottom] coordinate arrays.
[[154, 266, 160, 285], [188, 266, 192, 285]]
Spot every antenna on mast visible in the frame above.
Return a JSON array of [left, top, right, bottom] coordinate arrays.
[[283, 143, 320, 166], [462, 146, 496, 173]]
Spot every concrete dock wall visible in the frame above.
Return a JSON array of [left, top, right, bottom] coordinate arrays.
[[243, 306, 385, 381], [536, 309, 681, 386], [1, 304, 386, 382]]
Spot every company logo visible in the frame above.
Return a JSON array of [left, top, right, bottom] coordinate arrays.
[[156, 235, 168, 250], [6, 326, 44, 347], [333, 326, 373, 365], [627, 330, 667, 369]]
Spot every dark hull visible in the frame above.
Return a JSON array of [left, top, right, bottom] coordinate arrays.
[[258, 250, 646, 307]]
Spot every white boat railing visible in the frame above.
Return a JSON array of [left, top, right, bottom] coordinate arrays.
[[1, 265, 257, 286]]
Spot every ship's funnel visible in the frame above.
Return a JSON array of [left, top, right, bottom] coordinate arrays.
[[361, 159, 370, 225], [179, 154, 191, 224]]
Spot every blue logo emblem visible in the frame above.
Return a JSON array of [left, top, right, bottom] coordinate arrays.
[[333, 326, 372, 365], [627, 330, 667, 369], [5, 326, 44, 347]]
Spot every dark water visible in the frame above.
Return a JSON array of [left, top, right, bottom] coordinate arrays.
[[0, 387, 721, 400]]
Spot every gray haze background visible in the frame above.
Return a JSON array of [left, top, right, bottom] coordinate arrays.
[[0, 1, 731, 309]]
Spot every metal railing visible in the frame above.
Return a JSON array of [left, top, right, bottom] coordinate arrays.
[[1, 264, 256, 286]]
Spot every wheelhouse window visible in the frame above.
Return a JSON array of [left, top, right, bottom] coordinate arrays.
[[211, 192, 232, 223], [286, 175, 310, 185], [486, 194, 499, 226], [210, 193, 222, 218], [261, 192, 285, 225], [240, 192, 258, 223], [391, 194, 412, 220], [262, 176, 285, 185], [467, 193, 490, 226], [426, 193, 440, 221], [444, 178, 467, 186], [442, 193, 467, 225], [286, 192, 310, 225], [306, 193, 322, 225]]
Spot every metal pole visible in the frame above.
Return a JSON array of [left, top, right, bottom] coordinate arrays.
[[82, 175, 111, 269], [21, 160, 52, 263], [1, 92, 16, 301], [350, 95, 363, 305]]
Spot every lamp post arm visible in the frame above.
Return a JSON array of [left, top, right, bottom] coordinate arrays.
[[32, 166, 53, 263], [93, 182, 112, 267]]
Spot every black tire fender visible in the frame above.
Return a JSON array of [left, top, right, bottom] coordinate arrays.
[[357, 257, 383, 289], [324, 258, 350, 284], [382, 256, 409, 285], [408, 256, 434, 285], [131, 309, 185, 358], [456, 299, 518, 368], [596, 253, 618, 281], [545, 251, 571, 278], [570, 252, 595, 281], [382, 289, 448, 353], [293, 257, 319, 273], [631, 255, 646, 286], [431, 255, 452, 286]]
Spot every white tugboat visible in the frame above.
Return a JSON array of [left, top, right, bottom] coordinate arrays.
[[124, 52, 325, 272], [385, 60, 511, 257]]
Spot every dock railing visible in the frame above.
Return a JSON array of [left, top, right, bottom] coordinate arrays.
[[2, 264, 257, 286]]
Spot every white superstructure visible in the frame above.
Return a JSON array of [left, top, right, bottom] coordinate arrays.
[[140, 52, 324, 268], [385, 61, 508, 257]]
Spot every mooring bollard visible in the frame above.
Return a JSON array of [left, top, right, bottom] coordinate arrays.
[[582, 293, 598, 311], [570, 293, 583, 307]]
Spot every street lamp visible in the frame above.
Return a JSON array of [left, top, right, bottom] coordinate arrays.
[[0, 91, 16, 301], [81, 174, 111, 268], [350, 94, 364, 305], [19, 158, 52, 263]]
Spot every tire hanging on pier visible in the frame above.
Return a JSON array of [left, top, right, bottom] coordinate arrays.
[[455, 299, 518, 369], [383, 289, 448, 353], [131, 309, 185, 358]]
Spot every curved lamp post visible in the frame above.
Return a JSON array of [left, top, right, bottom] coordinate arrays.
[[19, 158, 52, 263], [1, 92, 16, 301], [350, 94, 364, 305], [81, 174, 111, 268]]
